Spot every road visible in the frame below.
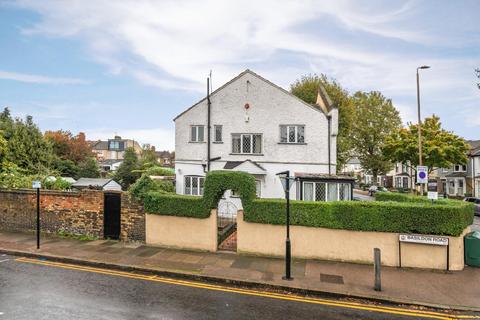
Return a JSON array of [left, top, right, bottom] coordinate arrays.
[[472, 216, 480, 232], [0, 254, 471, 320]]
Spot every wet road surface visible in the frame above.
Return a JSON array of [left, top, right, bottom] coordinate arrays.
[[0, 254, 474, 320]]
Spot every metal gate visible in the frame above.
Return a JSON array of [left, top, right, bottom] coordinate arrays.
[[217, 200, 237, 251], [104, 193, 121, 240]]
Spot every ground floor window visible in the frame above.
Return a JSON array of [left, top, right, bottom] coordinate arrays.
[[302, 181, 351, 201], [184, 176, 205, 196], [255, 180, 261, 198]]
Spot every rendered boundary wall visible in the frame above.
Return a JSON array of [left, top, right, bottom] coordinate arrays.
[[145, 210, 217, 252], [237, 211, 469, 270]]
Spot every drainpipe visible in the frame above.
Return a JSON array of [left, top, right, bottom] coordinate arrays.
[[327, 115, 332, 176], [207, 77, 211, 172]]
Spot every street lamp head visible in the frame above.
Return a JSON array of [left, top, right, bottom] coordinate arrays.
[[418, 65, 430, 70]]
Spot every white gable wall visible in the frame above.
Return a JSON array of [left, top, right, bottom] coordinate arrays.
[[174, 71, 338, 199]]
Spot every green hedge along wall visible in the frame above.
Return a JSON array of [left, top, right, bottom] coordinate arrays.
[[144, 192, 208, 218], [245, 198, 474, 236], [374, 192, 465, 205]]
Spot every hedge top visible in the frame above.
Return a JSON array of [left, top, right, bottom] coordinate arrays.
[[202, 170, 257, 210]]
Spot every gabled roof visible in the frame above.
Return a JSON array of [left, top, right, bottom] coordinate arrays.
[[223, 160, 265, 171], [91, 140, 108, 150], [72, 178, 115, 188], [173, 69, 331, 121]]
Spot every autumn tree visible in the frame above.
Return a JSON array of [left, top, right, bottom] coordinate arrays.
[[352, 91, 402, 184], [290, 74, 356, 172], [383, 115, 470, 174], [45, 130, 94, 163]]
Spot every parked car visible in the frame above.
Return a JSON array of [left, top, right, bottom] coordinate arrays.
[[368, 185, 388, 197], [464, 197, 480, 216]]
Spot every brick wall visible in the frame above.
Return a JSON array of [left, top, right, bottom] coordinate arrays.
[[0, 189, 145, 241]]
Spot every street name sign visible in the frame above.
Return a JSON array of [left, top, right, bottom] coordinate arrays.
[[399, 234, 448, 246], [416, 166, 428, 184], [32, 181, 41, 189]]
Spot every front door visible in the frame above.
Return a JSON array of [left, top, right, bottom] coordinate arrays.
[[104, 193, 121, 239]]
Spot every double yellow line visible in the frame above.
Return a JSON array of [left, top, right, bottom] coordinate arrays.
[[15, 257, 479, 320]]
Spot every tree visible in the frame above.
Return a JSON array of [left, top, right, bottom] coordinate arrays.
[[0, 109, 55, 174], [114, 147, 140, 189], [0, 131, 7, 165], [77, 157, 100, 179], [45, 130, 94, 163], [352, 91, 402, 184], [139, 144, 157, 168], [383, 115, 470, 174], [291, 74, 356, 172]]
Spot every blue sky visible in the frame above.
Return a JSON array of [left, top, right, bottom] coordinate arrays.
[[0, 0, 479, 150]]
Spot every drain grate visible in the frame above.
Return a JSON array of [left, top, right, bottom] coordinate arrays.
[[320, 273, 344, 284]]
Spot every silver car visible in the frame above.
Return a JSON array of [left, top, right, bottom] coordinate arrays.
[[464, 197, 480, 216]]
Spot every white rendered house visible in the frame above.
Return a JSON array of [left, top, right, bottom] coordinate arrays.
[[174, 70, 353, 203]]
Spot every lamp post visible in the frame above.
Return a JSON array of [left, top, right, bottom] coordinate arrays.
[[277, 170, 294, 280], [416, 65, 430, 195]]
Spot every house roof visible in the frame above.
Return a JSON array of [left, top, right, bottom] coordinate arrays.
[[396, 172, 411, 177], [91, 140, 108, 150], [294, 172, 355, 181], [72, 178, 116, 188], [173, 69, 332, 121], [223, 160, 266, 171], [99, 159, 123, 165], [346, 157, 360, 165], [467, 140, 480, 150], [445, 172, 467, 178]]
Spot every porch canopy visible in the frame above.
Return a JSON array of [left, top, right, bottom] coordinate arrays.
[[223, 160, 266, 175]]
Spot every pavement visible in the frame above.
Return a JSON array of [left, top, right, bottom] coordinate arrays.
[[1, 231, 480, 314], [2, 253, 468, 320], [472, 216, 480, 232]]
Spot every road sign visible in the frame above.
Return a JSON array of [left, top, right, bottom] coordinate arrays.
[[427, 191, 438, 200], [399, 234, 448, 246], [32, 181, 41, 189], [416, 166, 428, 184]]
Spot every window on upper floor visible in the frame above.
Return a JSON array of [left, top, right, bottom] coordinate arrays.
[[280, 125, 305, 144], [454, 164, 467, 172], [214, 125, 222, 143], [190, 125, 205, 142], [184, 176, 205, 196], [231, 133, 262, 154]]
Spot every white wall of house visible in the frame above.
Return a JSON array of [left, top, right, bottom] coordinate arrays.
[[174, 70, 337, 200]]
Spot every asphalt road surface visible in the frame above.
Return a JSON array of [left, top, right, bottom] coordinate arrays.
[[0, 254, 472, 320]]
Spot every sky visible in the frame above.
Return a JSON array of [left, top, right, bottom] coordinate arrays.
[[0, 0, 479, 151]]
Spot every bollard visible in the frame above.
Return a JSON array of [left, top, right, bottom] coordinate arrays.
[[374, 248, 381, 291]]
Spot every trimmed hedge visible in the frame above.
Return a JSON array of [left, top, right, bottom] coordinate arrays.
[[144, 192, 208, 218], [203, 170, 257, 210], [245, 198, 474, 236], [375, 192, 457, 205]]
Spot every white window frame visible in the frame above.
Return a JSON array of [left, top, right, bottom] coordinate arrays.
[[453, 164, 466, 172], [184, 176, 205, 196], [213, 125, 223, 143], [255, 179, 261, 198], [280, 125, 305, 144], [190, 125, 205, 142], [302, 181, 350, 202], [231, 133, 262, 154]]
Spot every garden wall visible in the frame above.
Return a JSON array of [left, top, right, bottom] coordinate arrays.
[[0, 189, 145, 241], [145, 210, 217, 252], [237, 211, 469, 270]]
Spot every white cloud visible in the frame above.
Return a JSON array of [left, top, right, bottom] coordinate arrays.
[[0, 70, 88, 85]]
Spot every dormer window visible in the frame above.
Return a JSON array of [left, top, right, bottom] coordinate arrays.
[[454, 164, 467, 172]]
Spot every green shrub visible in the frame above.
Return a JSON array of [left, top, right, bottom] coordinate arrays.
[[43, 178, 72, 190], [203, 170, 256, 210], [374, 192, 459, 205], [245, 198, 474, 236], [129, 174, 174, 200], [145, 166, 175, 176], [144, 191, 208, 218]]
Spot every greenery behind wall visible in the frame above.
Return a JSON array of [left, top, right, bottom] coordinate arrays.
[[144, 170, 473, 236]]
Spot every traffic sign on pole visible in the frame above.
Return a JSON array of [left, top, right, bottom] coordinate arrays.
[[416, 166, 428, 184]]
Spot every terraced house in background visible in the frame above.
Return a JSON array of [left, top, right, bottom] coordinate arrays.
[[173, 70, 354, 203]]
